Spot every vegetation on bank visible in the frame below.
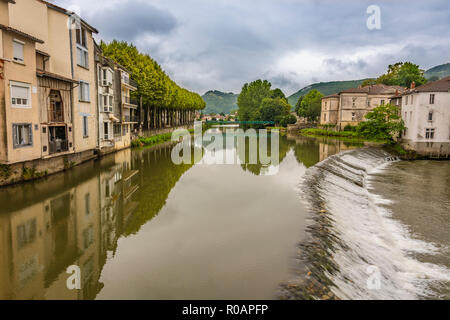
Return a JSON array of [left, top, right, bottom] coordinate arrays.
[[202, 90, 238, 114], [300, 103, 405, 144], [131, 129, 196, 148], [295, 90, 324, 122], [237, 80, 296, 127], [361, 62, 427, 88]]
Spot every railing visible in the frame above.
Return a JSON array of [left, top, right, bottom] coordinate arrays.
[[49, 140, 69, 154], [122, 96, 138, 106], [122, 76, 137, 88], [49, 110, 64, 122], [123, 115, 139, 123]]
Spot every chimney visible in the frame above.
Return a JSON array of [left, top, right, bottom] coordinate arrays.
[[410, 81, 416, 89]]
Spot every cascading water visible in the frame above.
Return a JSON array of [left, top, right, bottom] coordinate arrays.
[[280, 147, 450, 300]]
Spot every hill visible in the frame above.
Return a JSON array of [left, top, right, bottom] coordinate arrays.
[[287, 79, 368, 106], [424, 63, 450, 80], [202, 90, 238, 114]]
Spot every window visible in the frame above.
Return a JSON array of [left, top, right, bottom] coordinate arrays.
[[405, 96, 408, 105], [351, 112, 356, 121], [76, 27, 87, 47], [114, 124, 121, 137], [104, 122, 109, 140], [82, 116, 89, 137], [411, 95, 414, 104], [380, 100, 385, 105], [79, 81, 90, 102], [85, 193, 91, 215], [123, 124, 128, 135], [428, 111, 433, 121], [425, 128, 435, 139], [324, 113, 327, 121], [77, 46, 89, 68], [13, 39, 24, 62], [11, 82, 31, 108], [13, 124, 33, 148], [429, 94, 435, 104], [404, 112, 407, 121]]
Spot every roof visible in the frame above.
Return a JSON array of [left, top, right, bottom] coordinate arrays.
[[322, 94, 339, 99], [36, 49, 50, 57], [2, 0, 16, 4], [0, 24, 44, 43], [37, 0, 98, 34], [408, 76, 450, 93], [340, 84, 406, 95], [36, 69, 77, 83]]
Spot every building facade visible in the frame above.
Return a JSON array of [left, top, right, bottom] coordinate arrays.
[[400, 76, 450, 157], [320, 84, 405, 129]]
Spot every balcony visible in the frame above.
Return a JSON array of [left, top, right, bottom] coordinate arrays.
[[121, 77, 137, 90], [49, 140, 69, 154], [48, 110, 64, 123], [122, 96, 138, 108], [123, 115, 139, 123]]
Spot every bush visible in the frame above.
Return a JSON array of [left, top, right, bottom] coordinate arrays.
[[343, 124, 357, 132], [280, 114, 297, 127]]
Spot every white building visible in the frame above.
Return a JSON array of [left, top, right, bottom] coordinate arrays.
[[401, 76, 450, 157]]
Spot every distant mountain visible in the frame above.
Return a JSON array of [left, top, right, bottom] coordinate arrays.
[[287, 79, 368, 106], [202, 90, 238, 115], [424, 63, 450, 80]]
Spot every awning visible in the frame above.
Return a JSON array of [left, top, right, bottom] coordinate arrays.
[[109, 114, 120, 122]]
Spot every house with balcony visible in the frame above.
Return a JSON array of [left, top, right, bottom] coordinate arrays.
[[119, 68, 138, 150], [400, 76, 450, 157]]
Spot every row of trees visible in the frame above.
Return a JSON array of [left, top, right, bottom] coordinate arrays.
[[100, 40, 205, 111], [237, 80, 296, 127]]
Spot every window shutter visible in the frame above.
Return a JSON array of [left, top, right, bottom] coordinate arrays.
[[28, 125, 33, 145], [13, 125, 17, 146], [13, 41, 24, 61]]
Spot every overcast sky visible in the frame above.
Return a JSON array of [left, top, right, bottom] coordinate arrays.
[[55, 0, 450, 95]]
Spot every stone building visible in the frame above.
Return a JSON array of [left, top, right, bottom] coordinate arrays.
[[320, 84, 405, 130]]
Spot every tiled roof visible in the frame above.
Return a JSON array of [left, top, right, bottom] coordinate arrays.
[[322, 94, 339, 99], [0, 24, 44, 43], [340, 84, 405, 95], [408, 76, 450, 93], [36, 69, 77, 83]]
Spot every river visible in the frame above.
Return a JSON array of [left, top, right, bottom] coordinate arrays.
[[0, 130, 448, 300]]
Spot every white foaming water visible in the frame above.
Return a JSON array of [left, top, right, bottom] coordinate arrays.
[[305, 148, 450, 300]]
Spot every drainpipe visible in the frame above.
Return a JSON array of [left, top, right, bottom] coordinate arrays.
[[69, 27, 76, 153]]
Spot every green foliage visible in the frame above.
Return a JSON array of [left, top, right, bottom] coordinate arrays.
[[287, 79, 368, 106], [356, 103, 405, 142], [100, 40, 205, 111], [361, 79, 376, 87], [294, 96, 303, 114], [301, 128, 360, 138], [236, 80, 292, 128], [279, 114, 297, 127], [375, 62, 427, 87], [202, 90, 238, 114], [297, 89, 324, 122], [0, 164, 11, 178], [237, 80, 272, 121], [343, 124, 357, 132]]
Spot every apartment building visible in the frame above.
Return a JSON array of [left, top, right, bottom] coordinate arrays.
[[95, 44, 138, 155], [400, 76, 450, 156]]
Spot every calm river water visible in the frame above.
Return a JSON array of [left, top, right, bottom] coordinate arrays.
[[0, 130, 448, 300]]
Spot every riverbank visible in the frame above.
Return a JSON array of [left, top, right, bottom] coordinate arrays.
[[0, 125, 194, 188]]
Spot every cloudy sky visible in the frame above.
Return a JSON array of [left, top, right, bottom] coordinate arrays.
[[55, 0, 450, 96]]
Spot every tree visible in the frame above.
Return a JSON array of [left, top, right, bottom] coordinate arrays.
[[361, 79, 376, 87], [280, 114, 297, 127], [259, 97, 291, 123], [237, 80, 272, 122], [294, 96, 303, 114], [297, 89, 323, 122], [356, 103, 405, 141], [376, 62, 427, 88]]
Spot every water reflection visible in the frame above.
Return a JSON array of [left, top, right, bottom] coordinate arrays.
[[0, 133, 363, 300]]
